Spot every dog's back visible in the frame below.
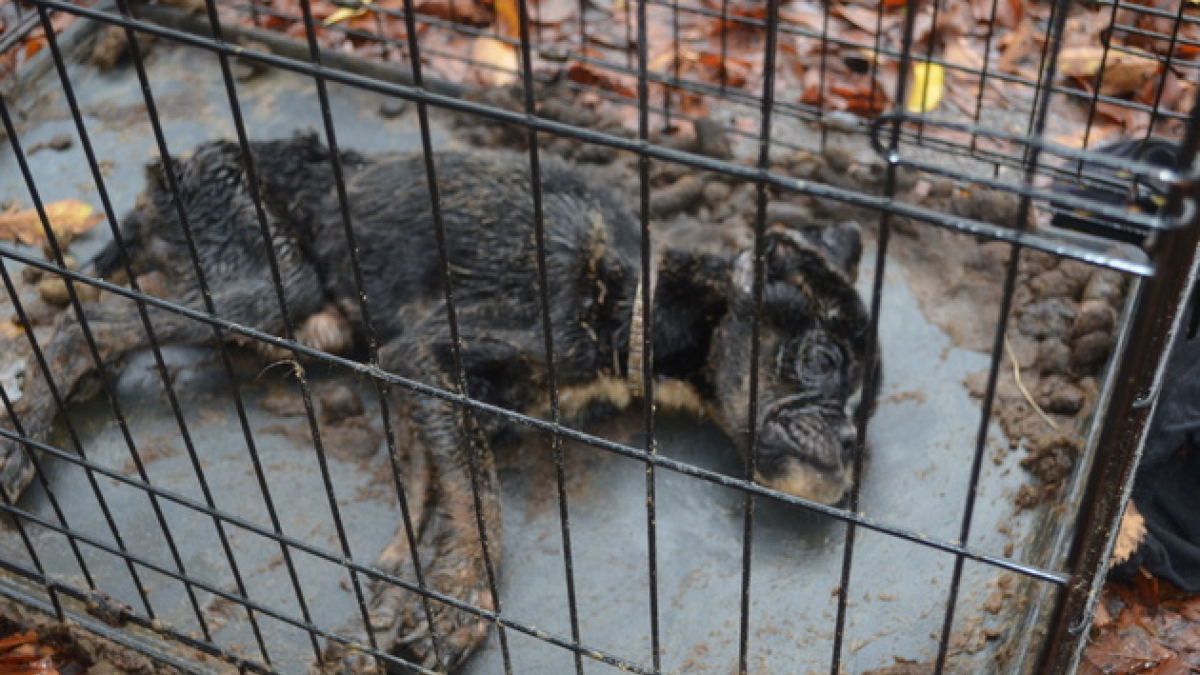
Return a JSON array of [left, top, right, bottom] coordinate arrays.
[[309, 149, 642, 378]]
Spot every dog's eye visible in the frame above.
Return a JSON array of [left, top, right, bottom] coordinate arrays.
[[802, 341, 840, 377], [779, 335, 842, 389]]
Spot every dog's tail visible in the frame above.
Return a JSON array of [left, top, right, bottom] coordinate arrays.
[[86, 238, 129, 280]]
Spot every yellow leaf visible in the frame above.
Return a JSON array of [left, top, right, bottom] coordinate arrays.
[[493, 0, 520, 38], [325, 0, 371, 26], [471, 36, 518, 86], [907, 61, 944, 114], [0, 199, 103, 247]]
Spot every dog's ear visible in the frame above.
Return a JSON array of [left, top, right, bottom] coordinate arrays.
[[809, 221, 862, 282], [731, 228, 849, 298]]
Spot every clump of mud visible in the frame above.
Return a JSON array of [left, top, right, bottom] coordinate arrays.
[[901, 216, 1125, 509]]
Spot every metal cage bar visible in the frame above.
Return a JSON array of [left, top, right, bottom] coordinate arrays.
[[0, 0, 1198, 673]]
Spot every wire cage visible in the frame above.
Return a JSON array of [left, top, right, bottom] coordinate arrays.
[[0, 0, 1197, 674]]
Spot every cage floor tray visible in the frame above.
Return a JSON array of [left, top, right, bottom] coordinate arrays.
[[0, 25, 1051, 675]]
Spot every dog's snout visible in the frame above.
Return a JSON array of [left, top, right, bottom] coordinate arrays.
[[760, 405, 842, 473]]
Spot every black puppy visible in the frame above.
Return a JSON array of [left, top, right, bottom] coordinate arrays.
[[0, 134, 876, 670]]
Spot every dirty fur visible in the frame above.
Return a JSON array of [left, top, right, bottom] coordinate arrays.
[[0, 134, 877, 672]]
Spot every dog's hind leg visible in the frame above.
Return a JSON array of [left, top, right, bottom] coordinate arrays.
[[0, 283, 319, 501], [322, 331, 541, 673]]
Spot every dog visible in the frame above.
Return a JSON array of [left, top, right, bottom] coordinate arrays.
[[0, 134, 877, 671]]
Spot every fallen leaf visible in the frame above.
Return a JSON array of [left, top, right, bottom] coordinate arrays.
[[833, 5, 884, 34], [0, 200, 103, 247], [0, 655, 58, 675], [1051, 127, 1119, 150], [324, 0, 372, 26], [493, 0, 519, 37], [993, 0, 1023, 30], [778, 1, 827, 31], [1094, 100, 1152, 132], [471, 35, 518, 86], [566, 63, 636, 98], [414, 0, 492, 26], [944, 36, 983, 71], [24, 38, 44, 60], [1093, 600, 1112, 630], [1058, 46, 1161, 96], [1112, 500, 1147, 565], [907, 61, 944, 113], [997, 18, 1036, 74], [0, 635, 36, 654]]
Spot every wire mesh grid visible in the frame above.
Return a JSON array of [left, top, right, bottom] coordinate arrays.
[[0, 0, 1196, 674]]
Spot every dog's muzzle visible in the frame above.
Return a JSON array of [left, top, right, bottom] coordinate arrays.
[[753, 399, 857, 505]]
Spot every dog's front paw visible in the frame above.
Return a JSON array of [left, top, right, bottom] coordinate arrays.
[[319, 557, 492, 673], [317, 637, 385, 675], [386, 555, 493, 672]]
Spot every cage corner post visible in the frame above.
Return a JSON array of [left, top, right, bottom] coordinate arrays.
[[1037, 123, 1200, 675]]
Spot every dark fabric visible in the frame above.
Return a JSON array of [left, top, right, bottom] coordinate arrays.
[[1050, 137, 1178, 245], [1111, 295, 1200, 589]]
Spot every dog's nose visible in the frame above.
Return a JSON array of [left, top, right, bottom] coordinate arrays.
[[760, 406, 842, 473]]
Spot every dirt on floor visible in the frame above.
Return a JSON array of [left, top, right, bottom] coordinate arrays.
[[0, 596, 213, 675]]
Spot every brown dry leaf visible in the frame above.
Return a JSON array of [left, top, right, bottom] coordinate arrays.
[[910, 1, 972, 46], [1099, 56, 1163, 97], [1094, 100, 1152, 133], [1150, 654, 1190, 675], [1112, 501, 1147, 565], [566, 63, 636, 98], [24, 37, 45, 60], [696, 52, 755, 88], [1093, 600, 1112, 630], [414, 0, 492, 26], [992, 0, 1023, 30], [996, 18, 1035, 74], [0, 632, 61, 675], [0, 635, 36, 654], [832, 5, 884, 34], [1058, 46, 1161, 96], [944, 35, 984, 71], [778, 1, 827, 32], [0, 200, 103, 247], [1139, 68, 1186, 113], [1084, 629, 1174, 675]]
